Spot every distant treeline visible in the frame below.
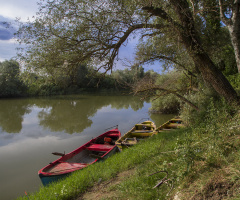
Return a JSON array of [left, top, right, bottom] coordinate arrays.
[[0, 60, 158, 97]]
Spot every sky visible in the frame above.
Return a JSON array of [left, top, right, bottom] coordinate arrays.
[[0, 0, 39, 61], [0, 0, 162, 73]]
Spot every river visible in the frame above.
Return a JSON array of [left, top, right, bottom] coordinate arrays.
[[0, 94, 174, 200]]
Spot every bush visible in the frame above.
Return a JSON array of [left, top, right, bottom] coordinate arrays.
[[150, 93, 180, 113], [149, 70, 190, 114], [227, 73, 240, 94], [0, 60, 27, 97], [179, 86, 235, 127]]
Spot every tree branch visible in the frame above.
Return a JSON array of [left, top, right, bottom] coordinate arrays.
[[135, 85, 199, 111], [142, 6, 184, 32], [106, 23, 167, 72], [137, 54, 197, 77]]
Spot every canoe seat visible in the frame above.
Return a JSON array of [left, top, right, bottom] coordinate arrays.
[[121, 137, 138, 145], [86, 143, 113, 152], [106, 133, 119, 138]]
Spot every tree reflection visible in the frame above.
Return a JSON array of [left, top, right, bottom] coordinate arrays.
[[37, 95, 144, 134], [0, 95, 145, 134], [101, 95, 144, 111], [149, 113, 175, 128], [0, 99, 31, 133], [38, 98, 94, 134]]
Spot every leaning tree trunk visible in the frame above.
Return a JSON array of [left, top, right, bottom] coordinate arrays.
[[171, 0, 239, 104], [191, 51, 239, 103], [143, 0, 239, 104]]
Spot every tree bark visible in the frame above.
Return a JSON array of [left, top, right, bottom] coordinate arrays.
[[219, 0, 240, 73], [191, 51, 239, 103], [230, 25, 240, 73]]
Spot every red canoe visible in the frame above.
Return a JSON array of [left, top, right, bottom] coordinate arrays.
[[38, 128, 121, 186]]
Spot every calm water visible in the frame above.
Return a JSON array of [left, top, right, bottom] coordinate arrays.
[[0, 94, 174, 200]]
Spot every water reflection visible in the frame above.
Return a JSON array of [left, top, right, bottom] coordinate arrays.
[[0, 95, 145, 135], [150, 113, 176, 126], [0, 99, 31, 133]]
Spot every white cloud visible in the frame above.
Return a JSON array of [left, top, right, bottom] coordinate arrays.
[[0, 0, 39, 61], [0, 39, 18, 61], [0, 0, 39, 22]]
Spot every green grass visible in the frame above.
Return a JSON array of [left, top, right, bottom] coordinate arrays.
[[17, 111, 240, 200]]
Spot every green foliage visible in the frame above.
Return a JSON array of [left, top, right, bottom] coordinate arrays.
[[111, 66, 145, 86], [221, 44, 238, 75], [180, 85, 235, 126], [173, 98, 240, 197], [150, 94, 180, 114], [206, 28, 238, 76], [4, 60, 154, 97], [149, 71, 191, 114], [227, 73, 240, 93], [0, 60, 27, 97], [195, 0, 221, 45], [20, 71, 63, 96]]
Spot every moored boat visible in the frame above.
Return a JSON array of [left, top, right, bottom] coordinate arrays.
[[156, 117, 184, 132], [115, 120, 157, 151], [38, 128, 121, 186]]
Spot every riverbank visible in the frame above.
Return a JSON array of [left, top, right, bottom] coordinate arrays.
[[17, 110, 240, 200]]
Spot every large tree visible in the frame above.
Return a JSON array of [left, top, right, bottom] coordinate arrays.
[[0, 60, 25, 97], [16, 0, 239, 103]]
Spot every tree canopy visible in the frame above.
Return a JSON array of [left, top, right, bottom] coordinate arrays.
[[16, 0, 240, 104], [0, 60, 25, 97]]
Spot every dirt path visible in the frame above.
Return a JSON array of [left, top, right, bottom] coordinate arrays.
[[77, 169, 135, 200]]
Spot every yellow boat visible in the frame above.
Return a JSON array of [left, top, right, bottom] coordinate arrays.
[[156, 117, 184, 132], [116, 120, 157, 151]]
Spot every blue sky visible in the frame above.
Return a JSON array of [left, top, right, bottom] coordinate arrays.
[[0, 0, 162, 73], [0, 0, 39, 62]]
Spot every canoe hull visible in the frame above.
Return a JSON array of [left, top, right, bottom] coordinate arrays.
[[38, 129, 121, 186], [39, 173, 70, 186], [156, 118, 184, 131], [116, 120, 157, 151], [116, 118, 184, 151]]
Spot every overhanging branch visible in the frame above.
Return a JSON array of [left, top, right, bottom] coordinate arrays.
[[142, 6, 183, 32], [137, 54, 197, 77], [135, 85, 199, 111], [107, 23, 168, 72]]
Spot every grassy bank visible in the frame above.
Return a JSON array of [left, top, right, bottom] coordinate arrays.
[[17, 109, 240, 199]]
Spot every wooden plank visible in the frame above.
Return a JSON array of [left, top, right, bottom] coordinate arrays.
[[48, 162, 88, 174]]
